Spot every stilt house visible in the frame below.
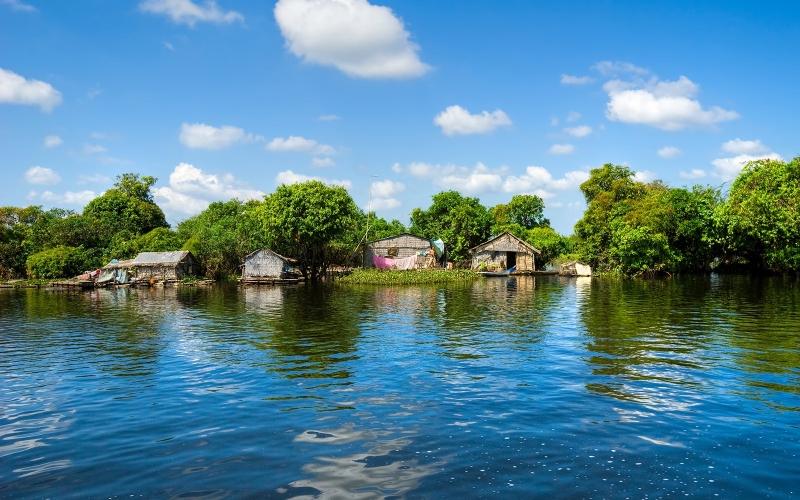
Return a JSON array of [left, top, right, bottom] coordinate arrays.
[[365, 233, 445, 268], [129, 251, 197, 280], [241, 249, 292, 279], [470, 232, 540, 272]]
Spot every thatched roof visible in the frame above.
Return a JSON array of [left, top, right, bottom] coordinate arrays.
[[470, 232, 541, 254]]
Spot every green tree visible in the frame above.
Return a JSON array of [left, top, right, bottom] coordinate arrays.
[[410, 191, 491, 263], [256, 181, 359, 281], [716, 157, 800, 272], [180, 199, 269, 279], [83, 173, 168, 239], [26, 246, 88, 279], [525, 226, 569, 269]]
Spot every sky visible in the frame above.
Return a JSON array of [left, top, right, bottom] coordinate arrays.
[[1, 0, 798, 233]]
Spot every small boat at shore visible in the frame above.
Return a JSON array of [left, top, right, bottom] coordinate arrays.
[[477, 266, 516, 277]]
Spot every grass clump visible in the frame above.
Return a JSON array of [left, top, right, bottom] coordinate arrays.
[[338, 268, 479, 285]]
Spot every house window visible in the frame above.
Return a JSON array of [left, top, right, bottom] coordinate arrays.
[[387, 247, 398, 257]]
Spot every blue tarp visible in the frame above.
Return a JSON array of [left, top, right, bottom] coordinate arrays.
[[431, 239, 445, 259]]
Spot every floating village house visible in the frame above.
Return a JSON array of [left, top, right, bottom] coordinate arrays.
[[241, 249, 292, 280], [470, 232, 541, 272], [365, 233, 446, 269], [100, 251, 197, 284]]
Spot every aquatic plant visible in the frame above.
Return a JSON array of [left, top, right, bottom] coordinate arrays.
[[338, 268, 479, 285]]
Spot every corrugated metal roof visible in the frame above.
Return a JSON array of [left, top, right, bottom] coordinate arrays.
[[131, 251, 192, 265], [469, 232, 541, 254]]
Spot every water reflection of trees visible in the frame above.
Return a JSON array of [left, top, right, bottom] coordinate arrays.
[[578, 276, 800, 412], [578, 277, 715, 409]]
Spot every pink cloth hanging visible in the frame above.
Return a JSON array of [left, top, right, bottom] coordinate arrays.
[[373, 255, 395, 269]]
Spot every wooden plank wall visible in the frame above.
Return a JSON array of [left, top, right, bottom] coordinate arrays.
[[365, 235, 431, 266], [243, 250, 285, 278]]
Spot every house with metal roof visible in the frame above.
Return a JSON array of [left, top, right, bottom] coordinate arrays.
[[101, 251, 197, 282]]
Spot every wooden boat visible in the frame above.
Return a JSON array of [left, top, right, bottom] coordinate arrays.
[[477, 266, 516, 277]]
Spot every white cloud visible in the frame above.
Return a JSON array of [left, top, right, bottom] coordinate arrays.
[[566, 111, 581, 122], [28, 190, 97, 205], [179, 123, 257, 150], [87, 86, 102, 99], [275, 169, 352, 189], [564, 125, 592, 137], [634, 171, 657, 183], [711, 153, 783, 181], [138, 0, 243, 26], [369, 179, 404, 210], [503, 166, 589, 196], [152, 163, 265, 216], [721, 138, 770, 155], [83, 144, 107, 154], [318, 114, 341, 121], [603, 75, 739, 130], [0, 67, 62, 112], [90, 131, 117, 140], [24, 166, 61, 185], [267, 135, 336, 155], [274, 0, 430, 79], [164, 41, 175, 51], [433, 105, 512, 136], [592, 60, 649, 76], [657, 146, 681, 158], [1, 0, 36, 12], [550, 117, 559, 127], [77, 174, 112, 185], [561, 74, 592, 85], [393, 162, 505, 195], [549, 144, 575, 155], [679, 169, 707, 179], [43, 135, 63, 148], [311, 157, 336, 167]]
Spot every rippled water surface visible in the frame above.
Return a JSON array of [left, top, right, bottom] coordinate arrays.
[[1, 276, 799, 499]]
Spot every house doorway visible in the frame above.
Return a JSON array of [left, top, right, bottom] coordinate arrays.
[[507, 252, 517, 269]]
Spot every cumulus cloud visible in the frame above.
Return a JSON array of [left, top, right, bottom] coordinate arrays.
[[721, 138, 770, 155], [549, 144, 575, 155], [392, 162, 505, 195], [311, 157, 336, 167], [24, 166, 61, 185], [603, 74, 739, 130], [1, 0, 36, 12], [564, 125, 592, 137], [502, 166, 589, 197], [318, 114, 341, 121], [657, 146, 681, 158], [369, 179, 404, 210], [434, 105, 512, 136], [179, 123, 258, 150], [267, 135, 336, 155], [394, 161, 589, 199], [0, 67, 62, 112], [43, 135, 63, 148], [138, 0, 244, 26], [634, 171, 657, 183], [274, 0, 430, 79], [275, 169, 352, 189], [561, 74, 592, 85], [28, 190, 97, 205], [679, 169, 707, 179], [152, 163, 265, 216]]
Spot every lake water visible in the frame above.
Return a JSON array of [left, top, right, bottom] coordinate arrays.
[[1, 276, 799, 499]]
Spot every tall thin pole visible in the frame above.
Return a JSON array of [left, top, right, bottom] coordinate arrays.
[[366, 174, 377, 244]]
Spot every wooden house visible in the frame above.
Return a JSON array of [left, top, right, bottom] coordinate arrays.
[[241, 249, 292, 280], [365, 233, 444, 268], [128, 251, 197, 281], [470, 232, 540, 272]]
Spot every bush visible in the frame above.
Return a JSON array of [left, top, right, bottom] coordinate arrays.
[[26, 246, 88, 279]]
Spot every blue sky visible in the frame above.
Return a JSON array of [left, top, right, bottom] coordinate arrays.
[[1, 0, 798, 233]]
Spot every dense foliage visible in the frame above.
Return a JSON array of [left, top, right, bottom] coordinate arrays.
[[256, 181, 360, 281], [5, 157, 797, 281], [26, 246, 87, 279]]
